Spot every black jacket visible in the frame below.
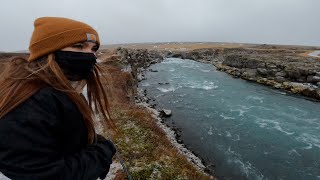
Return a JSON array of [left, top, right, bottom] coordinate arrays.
[[0, 87, 116, 180]]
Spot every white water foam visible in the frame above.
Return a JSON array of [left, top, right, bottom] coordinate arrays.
[[225, 131, 232, 137], [141, 82, 150, 87], [183, 80, 218, 90], [220, 113, 235, 120], [258, 122, 268, 128], [226, 147, 264, 179], [230, 107, 248, 117], [182, 64, 201, 69], [162, 58, 184, 64], [273, 122, 295, 135], [303, 118, 320, 129], [208, 126, 213, 135], [296, 133, 320, 149], [246, 95, 264, 103], [232, 134, 241, 141], [288, 149, 302, 157], [171, 100, 180, 104], [154, 92, 165, 98], [200, 69, 210, 73], [157, 87, 175, 92], [178, 93, 187, 97], [255, 117, 295, 135]]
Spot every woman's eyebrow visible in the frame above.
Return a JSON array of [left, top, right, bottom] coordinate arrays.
[[74, 42, 85, 45], [82, 41, 97, 47]]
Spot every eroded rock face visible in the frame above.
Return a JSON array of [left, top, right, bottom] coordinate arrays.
[[215, 48, 320, 100], [166, 48, 219, 62], [223, 55, 265, 69], [116, 47, 164, 68], [115, 47, 165, 83]]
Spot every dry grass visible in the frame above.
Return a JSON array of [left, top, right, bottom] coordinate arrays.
[[105, 104, 212, 180], [101, 42, 250, 52], [98, 56, 136, 104], [101, 42, 320, 53]]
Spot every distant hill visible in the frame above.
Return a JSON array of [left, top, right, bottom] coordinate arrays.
[[0, 52, 29, 61]]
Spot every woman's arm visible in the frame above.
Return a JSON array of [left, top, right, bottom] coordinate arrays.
[[0, 87, 116, 180], [61, 136, 116, 180]]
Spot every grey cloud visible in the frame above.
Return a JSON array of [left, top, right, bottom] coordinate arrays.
[[0, 0, 319, 51]]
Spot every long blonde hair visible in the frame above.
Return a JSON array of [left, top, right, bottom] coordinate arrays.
[[0, 54, 115, 144]]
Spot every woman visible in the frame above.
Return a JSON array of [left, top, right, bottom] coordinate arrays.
[[0, 17, 116, 180]]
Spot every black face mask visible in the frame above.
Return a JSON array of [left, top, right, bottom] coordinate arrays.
[[54, 51, 97, 81]]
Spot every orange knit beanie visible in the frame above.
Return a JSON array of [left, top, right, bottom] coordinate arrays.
[[28, 17, 100, 61]]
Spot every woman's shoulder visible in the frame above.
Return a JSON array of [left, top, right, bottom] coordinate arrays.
[[2, 87, 78, 121], [18, 86, 77, 115], [35, 86, 66, 98], [34, 86, 72, 104]]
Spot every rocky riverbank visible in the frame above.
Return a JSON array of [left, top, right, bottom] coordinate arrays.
[[109, 44, 320, 179], [112, 47, 213, 169], [214, 48, 320, 100], [112, 43, 320, 101], [98, 51, 214, 179]]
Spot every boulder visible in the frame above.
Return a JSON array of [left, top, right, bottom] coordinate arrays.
[[158, 82, 169, 85], [307, 75, 320, 83], [149, 69, 158, 72], [159, 109, 172, 117], [301, 88, 320, 99], [273, 83, 283, 89], [241, 69, 257, 81], [267, 69, 279, 76], [257, 68, 268, 76], [286, 69, 301, 79], [275, 76, 286, 83], [275, 71, 287, 77], [297, 76, 307, 83]]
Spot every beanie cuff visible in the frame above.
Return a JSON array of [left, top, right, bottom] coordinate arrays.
[[28, 28, 99, 61]]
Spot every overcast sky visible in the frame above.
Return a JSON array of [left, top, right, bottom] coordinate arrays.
[[0, 0, 319, 52]]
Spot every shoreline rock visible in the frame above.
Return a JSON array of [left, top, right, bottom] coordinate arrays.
[[135, 88, 210, 175]]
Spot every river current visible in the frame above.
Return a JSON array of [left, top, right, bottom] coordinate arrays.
[[139, 58, 320, 180]]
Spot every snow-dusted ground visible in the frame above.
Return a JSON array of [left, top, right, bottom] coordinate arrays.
[[102, 162, 122, 180], [0, 172, 10, 180], [308, 50, 320, 57]]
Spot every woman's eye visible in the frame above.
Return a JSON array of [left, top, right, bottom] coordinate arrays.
[[73, 44, 84, 49], [92, 47, 98, 52]]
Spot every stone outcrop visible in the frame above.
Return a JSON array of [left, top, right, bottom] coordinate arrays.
[[166, 48, 221, 63], [212, 48, 320, 100], [115, 47, 164, 82]]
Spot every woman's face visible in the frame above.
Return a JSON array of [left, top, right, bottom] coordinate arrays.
[[61, 41, 98, 54]]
